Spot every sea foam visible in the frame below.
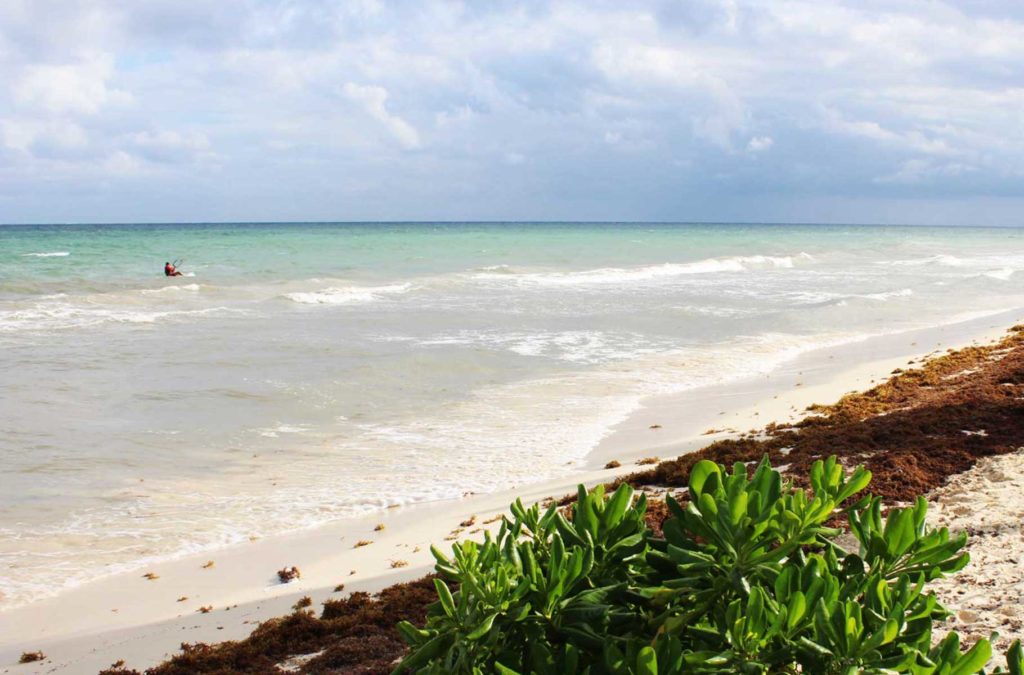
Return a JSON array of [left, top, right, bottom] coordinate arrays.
[[283, 283, 413, 305], [472, 254, 812, 287]]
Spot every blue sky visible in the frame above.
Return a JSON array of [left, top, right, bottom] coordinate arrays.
[[2, 0, 1024, 225]]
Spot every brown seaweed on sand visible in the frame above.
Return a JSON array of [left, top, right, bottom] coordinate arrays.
[[19, 651, 45, 663], [102, 576, 449, 675], [620, 325, 1024, 508], [277, 566, 301, 583]]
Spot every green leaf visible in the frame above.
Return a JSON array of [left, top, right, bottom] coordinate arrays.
[[635, 646, 658, 675], [467, 612, 498, 640], [786, 591, 807, 632], [689, 460, 721, 499], [1007, 640, 1024, 675], [434, 578, 456, 619], [949, 639, 992, 675], [391, 633, 450, 674]]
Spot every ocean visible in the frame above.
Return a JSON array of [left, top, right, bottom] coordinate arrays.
[[1, 222, 1023, 609]]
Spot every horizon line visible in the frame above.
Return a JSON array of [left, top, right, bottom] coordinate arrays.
[[2, 219, 1022, 229]]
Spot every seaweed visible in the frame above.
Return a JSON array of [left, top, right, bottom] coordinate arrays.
[[111, 576, 448, 674]]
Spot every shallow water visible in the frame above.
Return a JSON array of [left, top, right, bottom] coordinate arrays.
[[1, 222, 1023, 608]]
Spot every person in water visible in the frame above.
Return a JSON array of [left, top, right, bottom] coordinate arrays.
[[164, 261, 183, 277]]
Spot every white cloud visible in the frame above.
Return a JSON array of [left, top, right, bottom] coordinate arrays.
[[341, 82, 421, 150], [747, 136, 773, 152], [13, 53, 131, 114], [0, 119, 88, 152], [820, 107, 952, 156]]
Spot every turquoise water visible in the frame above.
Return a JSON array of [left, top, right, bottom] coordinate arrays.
[[1, 222, 1023, 608]]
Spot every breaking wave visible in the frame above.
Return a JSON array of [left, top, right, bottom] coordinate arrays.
[[283, 283, 413, 305], [471, 254, 812, 287]]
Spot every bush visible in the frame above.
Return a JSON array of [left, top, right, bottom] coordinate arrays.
[[396, 456, 1022, 674]]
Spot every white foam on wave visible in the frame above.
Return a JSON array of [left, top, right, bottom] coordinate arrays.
[[139, 283, 204, 295], [284, 283, 413, 305], [256, 423, 310, 438], [857, 288, 915, 301], [21, 251, 70, 257], [782, 288, 914, 306], [883, 254, 964, 267], [412, 329, 679, 364], [0, 305, 249, 333], [472, 253, 812, 287], [980, 268, 1015, 281]]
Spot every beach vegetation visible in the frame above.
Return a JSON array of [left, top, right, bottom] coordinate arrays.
[[395, 456, 1022, 674]]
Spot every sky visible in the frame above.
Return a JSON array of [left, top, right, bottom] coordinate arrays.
[[2, 0, 1024, 225]]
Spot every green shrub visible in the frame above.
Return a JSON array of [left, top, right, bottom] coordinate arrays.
[[396, 456, 1022, 674]]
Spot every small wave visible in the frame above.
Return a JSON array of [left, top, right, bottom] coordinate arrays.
[[857, 288, 915, 301], [783, 288, 913, 306], [980, 268, 1014, 281], [472, 254, 811, 287], [284, 283, 413, 305], [140, 283, 204, 295], [21, 251, 70, 258], [883, 254, 963, 267], [0, 305, 248, 332], [407, 329, 678, 364], [256, 424, 310, 438]]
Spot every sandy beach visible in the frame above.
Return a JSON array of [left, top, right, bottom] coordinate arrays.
[[3, 309, 1022, 674]]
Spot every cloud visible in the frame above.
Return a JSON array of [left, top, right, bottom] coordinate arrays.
[[13, 53, 130, 114], [1, 1, 1024, 223], [341, 83, 421, 150], [747, 136, 772, 152]]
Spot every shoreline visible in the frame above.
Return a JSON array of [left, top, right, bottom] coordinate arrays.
[[2, 308, 1023, 673]]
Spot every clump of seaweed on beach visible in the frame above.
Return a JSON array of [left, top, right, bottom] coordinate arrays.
[[100, 576, 448, 675], [622, 325, 1024, 505]]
